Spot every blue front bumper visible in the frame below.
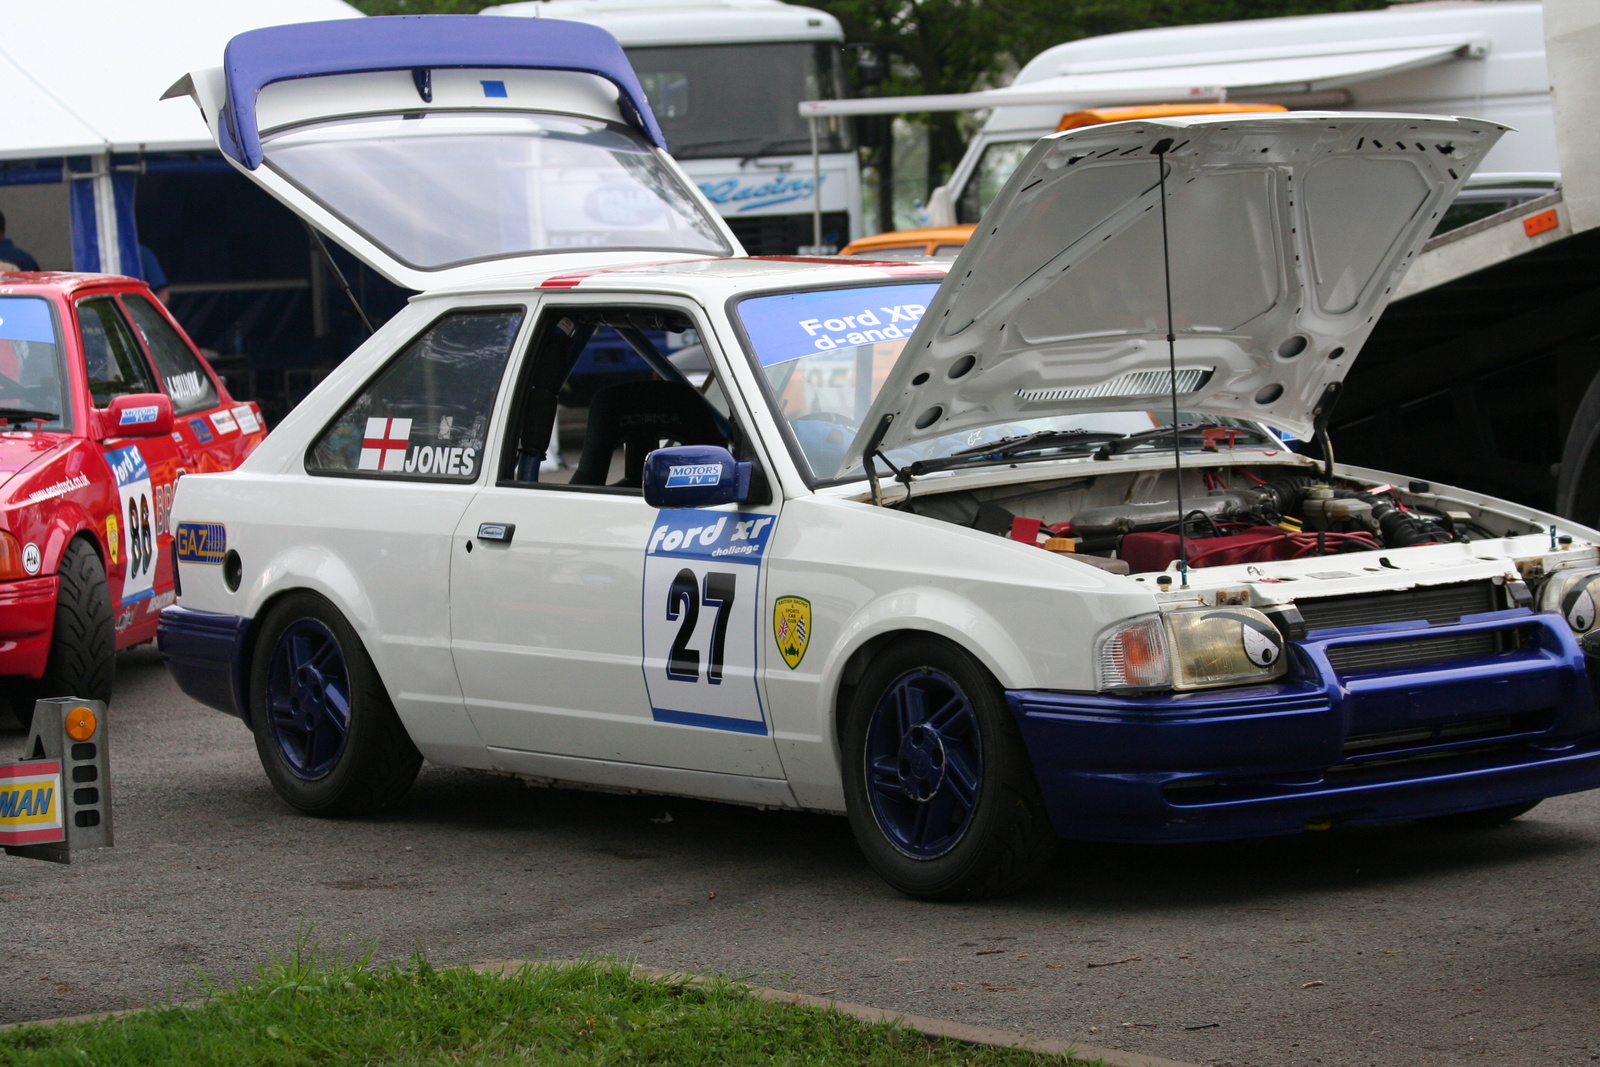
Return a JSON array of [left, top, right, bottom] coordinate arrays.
[[157, 606, 251, 721], [1010, 608, 1600, 843]]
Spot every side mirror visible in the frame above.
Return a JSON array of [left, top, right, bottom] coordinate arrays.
[[642, 445, 752, 509], [103, 393, 174, 438]]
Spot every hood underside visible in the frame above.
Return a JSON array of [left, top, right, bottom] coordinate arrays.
[[845, 112, 1502, 469]]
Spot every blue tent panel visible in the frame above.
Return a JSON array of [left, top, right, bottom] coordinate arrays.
[[219, 15, 666, 171]]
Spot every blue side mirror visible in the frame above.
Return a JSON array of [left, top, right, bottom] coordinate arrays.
[[642, 445, 752, 509]]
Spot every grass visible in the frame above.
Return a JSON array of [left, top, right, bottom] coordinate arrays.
[[0, 934, 1104, 1066]]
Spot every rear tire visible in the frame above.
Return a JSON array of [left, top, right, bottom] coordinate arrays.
[[11, 539, 116, 729], [1424, 800, 1541, 829], [248, 593, 421, 816], [841, 636, 1057, 901]]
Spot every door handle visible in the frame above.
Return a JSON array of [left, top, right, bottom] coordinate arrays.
[[476, 522, 515, 543]]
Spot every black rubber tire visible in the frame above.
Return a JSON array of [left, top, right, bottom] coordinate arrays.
[[1424, 799, 1541, 829], [248, 592, 422, 816], [841, 636, 1058, 901], [11, 539, 116, 730]]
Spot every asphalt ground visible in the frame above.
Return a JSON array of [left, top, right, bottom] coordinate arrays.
[[3, 646, 1599, 1067]]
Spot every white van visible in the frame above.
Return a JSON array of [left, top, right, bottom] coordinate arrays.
[[930, 1, 1553, 227]]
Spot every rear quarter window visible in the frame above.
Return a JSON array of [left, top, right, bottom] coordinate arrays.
[[307, 307, 525, 482], [122, 293, 219, 415]]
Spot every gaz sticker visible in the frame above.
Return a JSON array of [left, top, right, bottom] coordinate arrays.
[[106, 445, 156, 603], [642, 510, 776, 733], [0, 761, 64, 846], [175, 522, 227, 565], [188, 417, 213, 443]]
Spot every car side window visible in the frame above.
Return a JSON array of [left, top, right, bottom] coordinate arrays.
[[498, 307, 738, 491], [121, 293, 219, 415], [307, 307, 524, 481], [77, 297, 157, 407]]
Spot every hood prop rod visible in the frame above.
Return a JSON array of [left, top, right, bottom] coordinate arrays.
[[861, 412, 895, 507], [1153, 138, 1188, 589]]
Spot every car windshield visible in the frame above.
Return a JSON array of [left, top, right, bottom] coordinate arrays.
[[955, 139, 1033, 225], [627, 42, 850, 161], [262, 111, 731, 270], [738, 283, 1270, 484], [0, 296, 69, 431]]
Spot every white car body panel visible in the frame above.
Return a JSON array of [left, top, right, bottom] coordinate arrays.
[[849, 112, 1502, 466], [159, 21, 1600, 872]]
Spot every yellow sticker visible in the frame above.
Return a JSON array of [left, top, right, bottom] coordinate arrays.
[[773, 595, 811, 670], [105, 513, 119, 564]]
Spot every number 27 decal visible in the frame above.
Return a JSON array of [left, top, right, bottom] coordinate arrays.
[[666, 568, 736, 683], [643, 511, 775, 733]]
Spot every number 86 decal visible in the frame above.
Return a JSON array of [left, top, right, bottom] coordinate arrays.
[[666, 568, 736, 683]]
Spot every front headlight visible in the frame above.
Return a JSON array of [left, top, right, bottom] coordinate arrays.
[[1538, 567, 1600, 633], [1097, 607, 1287, 692]]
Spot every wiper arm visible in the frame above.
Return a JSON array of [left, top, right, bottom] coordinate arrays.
[[1092, 422, 1268, 460], [906, 429, 1126, 476], [0, 406, 59, 423], [951, 428, 1127, 459]]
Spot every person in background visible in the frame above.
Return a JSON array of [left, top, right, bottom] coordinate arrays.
[[0, 211, 40, 273], [138, 243, 171, 305]]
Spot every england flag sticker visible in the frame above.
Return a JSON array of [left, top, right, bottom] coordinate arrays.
[[359, 418, 412, 472]]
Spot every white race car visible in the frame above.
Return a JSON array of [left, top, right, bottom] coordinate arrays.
[[159, 15, 1600, 899]]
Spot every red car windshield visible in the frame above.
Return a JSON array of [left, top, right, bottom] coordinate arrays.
[[0, 296, 69, 431]]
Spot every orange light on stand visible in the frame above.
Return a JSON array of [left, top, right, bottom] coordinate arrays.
[[65, 706, 98, 742]]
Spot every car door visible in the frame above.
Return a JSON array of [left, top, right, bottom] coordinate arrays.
[[449, 297, 788, 790], [118, 290, 266, 476], [74, 294, 185, 630]]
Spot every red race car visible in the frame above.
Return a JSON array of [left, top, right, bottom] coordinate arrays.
[[0, 272, 265, 724]]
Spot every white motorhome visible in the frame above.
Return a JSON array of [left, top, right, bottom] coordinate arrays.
[[487, 0, 861, 254], [930, 1, 1553, 227]]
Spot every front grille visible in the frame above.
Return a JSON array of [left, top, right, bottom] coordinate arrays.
[[1298, 580, 1503, 674], [725, 211, 850, 256]]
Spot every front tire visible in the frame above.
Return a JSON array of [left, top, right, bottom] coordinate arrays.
[[10, 539, 116, 729], [841, 636, 1057, 901], [248, 593, 421, 815]]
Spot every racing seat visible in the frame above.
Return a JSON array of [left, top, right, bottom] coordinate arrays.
[[570, 379, 728, 488]]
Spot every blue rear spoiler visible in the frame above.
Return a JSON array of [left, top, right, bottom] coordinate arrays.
[[218, 15, 667, 170]]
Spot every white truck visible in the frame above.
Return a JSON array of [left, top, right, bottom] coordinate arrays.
[[926, 0, 1554, 229], [487, 0, 861, 254]]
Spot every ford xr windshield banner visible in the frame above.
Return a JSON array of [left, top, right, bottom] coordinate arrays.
[[737, 283, 940, 366]]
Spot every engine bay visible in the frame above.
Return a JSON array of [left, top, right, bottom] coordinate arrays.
[[899, 462, 1550, 577]]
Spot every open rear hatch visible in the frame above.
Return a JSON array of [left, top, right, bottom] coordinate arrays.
[[844, 111, 1503, 470], [165, 15, 740, 291]]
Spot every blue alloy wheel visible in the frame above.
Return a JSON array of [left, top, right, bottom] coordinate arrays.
[[264, 618, 352, 780], [863, 668, 983, 858]]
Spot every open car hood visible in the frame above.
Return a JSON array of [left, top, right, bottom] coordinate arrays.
[[844, 112, 1501, 469], [166, 15, 740, 292]]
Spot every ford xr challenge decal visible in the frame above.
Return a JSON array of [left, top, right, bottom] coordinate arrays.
[[642, 510, 776, 733], [107, 445, 156, 604]]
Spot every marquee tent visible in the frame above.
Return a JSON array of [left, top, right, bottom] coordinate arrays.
[[0, 0, 360, 274]]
